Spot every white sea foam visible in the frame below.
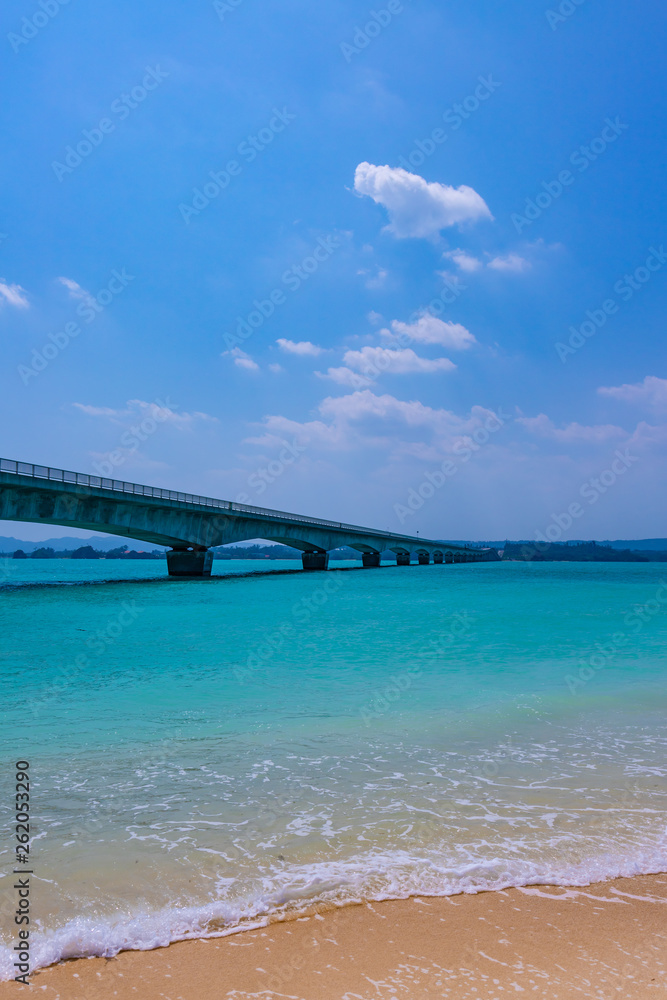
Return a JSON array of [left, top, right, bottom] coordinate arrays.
[[1, 842, 666, 981]]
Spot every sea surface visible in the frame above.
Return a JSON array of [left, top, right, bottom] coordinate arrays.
[[1, 558, 666, 977]]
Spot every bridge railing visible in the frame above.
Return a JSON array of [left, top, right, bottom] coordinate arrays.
[[0, 458, 478, 549]]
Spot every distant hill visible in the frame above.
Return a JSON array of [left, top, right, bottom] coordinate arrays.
[[447, 539, 667, 550], [605, 539, 667, 551], [502, 541, 649, 563], [0, 535, 161, 553]]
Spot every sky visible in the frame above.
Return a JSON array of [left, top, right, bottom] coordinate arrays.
[[1, 0, 666, 544]]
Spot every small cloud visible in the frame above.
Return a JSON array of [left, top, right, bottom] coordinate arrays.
[[268, 363, 284, 374], [361, 268, 388, 289], [517, 413, 624, 444], [384, 315, 476, 350], [72, 399, 217, 428], [57, 276, 96, 307], [353, 162, 492, 239], [443, 249, 482, 273], [317, 366, 372, 389], [276, 338, 323, 357], [229, 348, 259, 371], [598, 375, 667, 413], [367, 310, 383, 325], [488, 252, 531, 273], [343, 346, 455, 375], [0, 280, 29, 308], [73, 403, 119, 418]]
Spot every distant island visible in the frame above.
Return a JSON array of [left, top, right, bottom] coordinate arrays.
[[4, 540, 667, 562], [9, 545, 165, 560], [501, 541, 660, 562]]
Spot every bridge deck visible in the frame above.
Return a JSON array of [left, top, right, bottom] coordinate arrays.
[[0, 458, 498, 573]]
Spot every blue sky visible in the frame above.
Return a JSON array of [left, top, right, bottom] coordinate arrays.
[[1, 0, 666, 543]]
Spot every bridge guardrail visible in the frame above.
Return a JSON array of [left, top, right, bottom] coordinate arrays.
[[0, 458, 476, 549]]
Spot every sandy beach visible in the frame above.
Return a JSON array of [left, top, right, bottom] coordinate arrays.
[[2, 873, 665, 999]]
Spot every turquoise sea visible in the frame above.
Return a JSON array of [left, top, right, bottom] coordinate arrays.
[[1, 558, 666, 977]]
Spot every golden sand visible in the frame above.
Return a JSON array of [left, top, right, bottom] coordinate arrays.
[[3, 874, 666, 999]]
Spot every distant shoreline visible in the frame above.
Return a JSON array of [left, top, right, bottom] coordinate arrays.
[[3, 539, 667, 562]]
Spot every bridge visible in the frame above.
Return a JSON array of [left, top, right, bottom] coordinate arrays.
[[0, 459, 498, 576]]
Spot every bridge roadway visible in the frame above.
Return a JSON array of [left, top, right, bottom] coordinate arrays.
[[0, 459, 498, 576]]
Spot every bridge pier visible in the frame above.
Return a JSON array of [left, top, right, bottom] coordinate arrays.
[[362, 552, 381, 568], [166, 548, 213, 577], [396, 552, 411, 566], [433, 552, 444, 564], [302, 551, 329, 571], [418, 552, 430, 565]]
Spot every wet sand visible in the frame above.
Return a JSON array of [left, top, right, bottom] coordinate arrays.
[[3, 873, 666, 999]]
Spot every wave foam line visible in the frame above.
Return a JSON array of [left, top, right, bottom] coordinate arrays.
[[1, 846, 666, 980]]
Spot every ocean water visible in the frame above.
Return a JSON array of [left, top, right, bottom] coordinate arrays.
[[1, 559, 666, 978]]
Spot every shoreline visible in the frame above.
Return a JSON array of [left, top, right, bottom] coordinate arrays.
[[3, 872, 666, 998]]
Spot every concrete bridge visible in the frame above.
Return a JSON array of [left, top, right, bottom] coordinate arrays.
[[0, 459, 498, 576]]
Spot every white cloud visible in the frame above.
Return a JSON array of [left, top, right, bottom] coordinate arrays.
[[488, 252, 531, 273], [73, 398, 217, 428], [385, 315, 476, 350], [367, 310, 383, 325], [353, 162, 492, 239], [598, 375, 667, 412], [57, 276, 96, 307], [229, 348, 259, 371], [443, 249, 482, 273], [276, 338, 323, 356], [0, 280, 29, 308], [268, 363, 284, 374], [517, 413, 625, 444], [360, 268, 388, 289], [247, 389, 503, 460], [317, 366, 371, 389], [73, 403, 119, 418], [442, 249, 533, 275], [343, 346, 455, 375]]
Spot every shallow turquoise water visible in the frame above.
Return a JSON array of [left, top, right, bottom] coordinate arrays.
[[1, 560, 666, 975]]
